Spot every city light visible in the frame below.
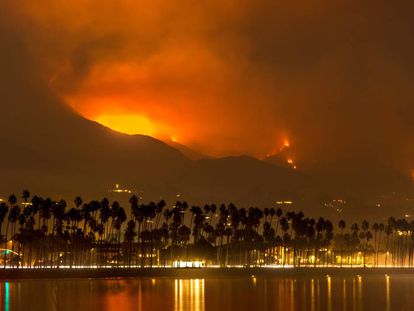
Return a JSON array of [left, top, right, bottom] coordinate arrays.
[[110, 184, 133, 194], [173, 261, 205, 268]]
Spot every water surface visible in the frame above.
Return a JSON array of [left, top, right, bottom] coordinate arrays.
[[1, 274, 414, 310]]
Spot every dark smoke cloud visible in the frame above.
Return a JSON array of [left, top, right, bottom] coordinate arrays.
[[2, 0, 414, 185]]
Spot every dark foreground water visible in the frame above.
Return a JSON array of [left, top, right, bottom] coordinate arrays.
[[1, 274, 414, 311]]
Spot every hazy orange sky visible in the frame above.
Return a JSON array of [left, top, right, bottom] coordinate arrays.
[[3, 0, 414, 171]]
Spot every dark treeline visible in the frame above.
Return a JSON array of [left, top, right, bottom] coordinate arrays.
[[0, 191, 413, 268]]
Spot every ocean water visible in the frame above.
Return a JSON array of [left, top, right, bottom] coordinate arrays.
[[1, 274, 414, 310]]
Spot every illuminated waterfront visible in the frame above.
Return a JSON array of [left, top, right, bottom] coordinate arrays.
[[2, 192, 414, 270], [1, 274, 414, 310]]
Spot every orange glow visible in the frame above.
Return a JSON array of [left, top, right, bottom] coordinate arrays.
[[264, 138, 293, 158], [96, 114, 155, 136], [6, 0, 414, 173], [287, 158, 297, 169], [8, 0, 288, 158], [171, 136, 180, 143]]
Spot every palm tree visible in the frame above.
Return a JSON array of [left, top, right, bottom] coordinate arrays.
[[8, 205, 20, 267], [305, 220, 315, 266], [3, 195, 17, 268], [224, 227, 233, 266], [107, 201, 124, 266], [8, 195, 17, 207], [350, 223, 360, 266], [314, 218, 325, 267], [39, 198, 53, 267], [279, 216, 289, 266], [99, 198, 111, 266], [0, 202, 9, 267], [263, 223, 275, 264], [339, 220, 346, 267], [275, 208, 283, 237], [264, 208, 270, 223], [51, 200, 66, 267], [154, 200, 166, 229], [128, 195, 139, 263], [378, 223, 384, 266], [372, 223, 379, 267], [178, 225, 191, 261], [124, 220, 136, 267], [74, 197, 83, 209], [387, 217, 396, 266], [0, 203, 8, 241], [114, 205, 126, 267], [66, 206, 82, 267], [5, 189, 414, 269], [323, 220, 334, 266], [22, 190, 30, 204], [361, 220, 370, 267]]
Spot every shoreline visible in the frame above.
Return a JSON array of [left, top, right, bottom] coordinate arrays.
[[1, 267, 414, 280]]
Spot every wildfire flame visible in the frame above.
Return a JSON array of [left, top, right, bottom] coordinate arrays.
[[95, 114, 155, 136], [264, 139, 297, 169], [171, 136, 179, 143], [287, 158, 297, 169]]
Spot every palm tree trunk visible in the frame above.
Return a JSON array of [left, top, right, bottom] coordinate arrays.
[[340, 230, 343, 267], [4, 220, 9, 268]]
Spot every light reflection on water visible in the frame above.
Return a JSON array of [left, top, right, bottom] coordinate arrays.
[[385, 275, 390, 311], [4, 282, 9, 311], [175, 279, 205, 311], [1, 274, 414, 310]]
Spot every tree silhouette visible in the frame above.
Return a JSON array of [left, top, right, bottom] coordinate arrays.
[[0, 190, 412, 269]]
